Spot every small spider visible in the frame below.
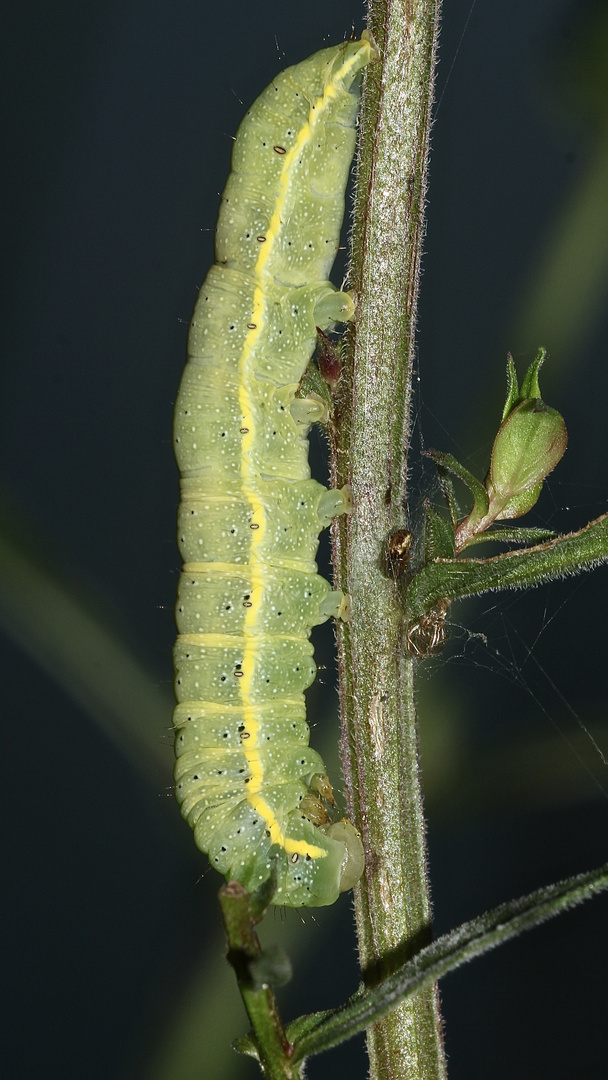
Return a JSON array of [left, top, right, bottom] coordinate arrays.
[[406, 600, 450, 658]]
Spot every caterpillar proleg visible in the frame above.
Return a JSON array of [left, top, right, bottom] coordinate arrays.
[[172, 36, 375, 906]]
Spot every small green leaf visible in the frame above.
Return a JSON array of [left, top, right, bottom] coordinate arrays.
[[295, 358, 333, 420], [407, 510, 608, 620], [438, 471, 459, 528], [285, 1008, 334, 1046], [423, 501, 455, 561], [232, 1033, 260, 1060], [424, 449, 489, 525]]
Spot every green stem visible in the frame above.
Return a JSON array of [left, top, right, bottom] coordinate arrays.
[[331, 2, 446, 1077], [218, 883, 300, 1080]]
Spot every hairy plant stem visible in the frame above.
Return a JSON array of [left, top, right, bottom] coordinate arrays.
[[330, 1, 446, 1077]]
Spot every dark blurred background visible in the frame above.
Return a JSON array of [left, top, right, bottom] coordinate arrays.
[[2, 1, 608, 1077]]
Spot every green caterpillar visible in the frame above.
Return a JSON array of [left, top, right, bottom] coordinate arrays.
[[173, 35, 375, 907]]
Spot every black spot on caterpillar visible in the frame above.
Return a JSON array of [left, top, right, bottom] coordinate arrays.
[[172, 35, 377, 907]]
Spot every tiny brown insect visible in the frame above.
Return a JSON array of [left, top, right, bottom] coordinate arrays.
[[386, 528, 414, 578]]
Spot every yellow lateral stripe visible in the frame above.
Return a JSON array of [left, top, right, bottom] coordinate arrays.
[[248, 794, 326, 859], [235, 49, 364, 861]]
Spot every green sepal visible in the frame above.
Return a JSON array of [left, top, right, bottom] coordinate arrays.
[[501, 354, 520, 422], [519, 346, 546, 401], [424, 449, 489, 526], [492, 347, 565, 516], [423, 500, 456, 561], [459, 525, 556, 551], [501, 347, 546, 422]]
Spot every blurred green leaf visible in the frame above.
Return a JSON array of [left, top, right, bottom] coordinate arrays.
[[0, 516, 173, 789]]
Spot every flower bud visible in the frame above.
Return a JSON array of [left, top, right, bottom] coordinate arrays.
[[489, 398, 567, 518]]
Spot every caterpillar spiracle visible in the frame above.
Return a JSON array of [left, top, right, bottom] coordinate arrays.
[[172, 35, 375, 907]]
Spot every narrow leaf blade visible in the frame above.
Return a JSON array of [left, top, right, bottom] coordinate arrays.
[[460, 525, 557, 550], [291, 862, 608, 1062], [424, 449, 490, 521], [407, 511, 608, 620]]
